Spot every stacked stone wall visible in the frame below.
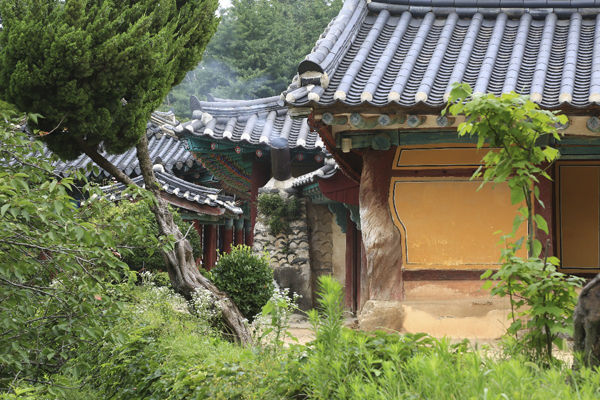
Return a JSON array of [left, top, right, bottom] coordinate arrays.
[[253, 196, 313, 309]]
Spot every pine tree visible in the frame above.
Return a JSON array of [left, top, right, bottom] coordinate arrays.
[[0, 0, 250, 343]]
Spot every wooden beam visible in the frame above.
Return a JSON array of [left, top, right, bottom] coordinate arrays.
[[161, 192, 224, 216]]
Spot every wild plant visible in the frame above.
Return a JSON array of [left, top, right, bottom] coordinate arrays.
[[252, 287, 300, 349], [447, 84, 584, 364]]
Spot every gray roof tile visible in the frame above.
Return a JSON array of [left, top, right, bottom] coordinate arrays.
[[173, 96, 324, 150], [101, 170, 243, 216], [53, 112, 201, 178], [287, 0, 600, 110]]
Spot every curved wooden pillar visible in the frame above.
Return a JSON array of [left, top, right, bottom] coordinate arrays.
[[359, 149, 403, 302], [203, 224, 217, 270]]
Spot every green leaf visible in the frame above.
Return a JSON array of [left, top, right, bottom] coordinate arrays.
[[531, 239, 542, 258], [534, 214, 548, 234]]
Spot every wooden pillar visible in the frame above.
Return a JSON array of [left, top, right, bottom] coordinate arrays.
[[193, 220, 204, 266], [234, 219, 245, 246], [535, 166, 555, 258], [345, 212, 360, 312], [203, 224, 217, 270], [250, 160, 270, 247], [359, 149, 403, 302], [221, 219, 234, 253], [245, 226, 252, 247]]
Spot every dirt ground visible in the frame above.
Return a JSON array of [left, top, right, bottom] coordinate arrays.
[[285, 313, 574, 364]]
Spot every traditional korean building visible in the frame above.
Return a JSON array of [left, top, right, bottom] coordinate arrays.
[[174, 96, 361, 308], [173, 96, 328, 225], [52, 111, 242, 269], [283, 0, 600, 335]]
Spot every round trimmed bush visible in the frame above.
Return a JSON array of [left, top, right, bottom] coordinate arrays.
[[211, 245, 274, 320]]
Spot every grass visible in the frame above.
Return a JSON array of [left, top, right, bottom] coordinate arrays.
[[3, 276, 600, 399]]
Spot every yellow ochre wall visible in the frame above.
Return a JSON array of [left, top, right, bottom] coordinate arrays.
[[388, 146, 527, 270]]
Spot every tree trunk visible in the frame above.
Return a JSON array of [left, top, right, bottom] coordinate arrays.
[[574, 274, 600, 368], [75, 138, 135, 186], [77, 136, 251, 344], [135, 135, 251, 344]]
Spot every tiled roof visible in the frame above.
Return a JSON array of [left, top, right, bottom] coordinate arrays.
[[52, 112, 202, 178], [101, 169, 243, 216], [173, 96, 325, 150], [285, 0, 600, 111]]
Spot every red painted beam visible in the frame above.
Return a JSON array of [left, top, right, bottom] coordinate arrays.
[[308, 114, 361, 182], [161, 192, 224, 216], [318, 169, 359, 206]]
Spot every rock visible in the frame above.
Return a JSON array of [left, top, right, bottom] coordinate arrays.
[[574, 274, 600, 368], [358, 300, 406, 333]]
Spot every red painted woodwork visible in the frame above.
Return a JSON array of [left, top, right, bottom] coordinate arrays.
[[162, 192, 225, 215], [318, 169, 359, 206], [221, 226, 233, 253], [235, 226, 244, 246], [192, 220, 202, 235], [391, 168, 476, 178], [245, 227, 252, 246], [193, 221, 204, 266], [203, 224, 217, 270], [345, 213, 361, 312], [308, 114, 361, 182]]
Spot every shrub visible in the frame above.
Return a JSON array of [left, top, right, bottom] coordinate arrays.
[[211, 245, 274, 320], [98, 199, 202, 272], [0, 109, 137, 387]]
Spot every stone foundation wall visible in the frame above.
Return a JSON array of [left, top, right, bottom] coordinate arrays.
[[253, 196, 313, 309]]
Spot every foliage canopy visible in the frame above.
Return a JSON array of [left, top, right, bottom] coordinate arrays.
[[164, 0, 342, 116], [0, 0, 218, 159], [0, 108, 145, 386]]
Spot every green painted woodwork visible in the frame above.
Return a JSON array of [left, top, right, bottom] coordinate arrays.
[[322, 113, 348, 126]]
